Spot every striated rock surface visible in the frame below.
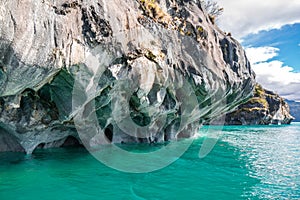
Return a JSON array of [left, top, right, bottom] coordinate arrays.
[[0, 0, 254, 153], [224, 84, 294, 125]]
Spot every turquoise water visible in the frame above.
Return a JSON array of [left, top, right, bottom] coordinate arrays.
[[1, 124, 300, 200]]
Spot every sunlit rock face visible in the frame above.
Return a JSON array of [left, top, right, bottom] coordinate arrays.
[[0, 0, 254, 153], [224, 84, 294, 125]]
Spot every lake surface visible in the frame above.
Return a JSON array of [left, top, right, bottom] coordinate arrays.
[[1, 123, 300, 199]]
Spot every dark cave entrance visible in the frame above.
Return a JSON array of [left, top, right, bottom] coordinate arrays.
[[104, 124, 113, 143], [61, 136, 82, 147]]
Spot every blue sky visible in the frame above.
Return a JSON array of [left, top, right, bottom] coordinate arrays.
[[242, 24, 300, 71], [217, 0, 300, 101]]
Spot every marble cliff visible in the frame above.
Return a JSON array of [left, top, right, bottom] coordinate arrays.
[[0, 0, 255, 153]]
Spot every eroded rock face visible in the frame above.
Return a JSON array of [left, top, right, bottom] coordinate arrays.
[[0, 0, 255, 153], [224, 84, 294, 125]]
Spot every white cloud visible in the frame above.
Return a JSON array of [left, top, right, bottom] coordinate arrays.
[[246, 47, 300, 101], [245, 46, 279, 63], [217, 0, 300, 39], [252, 61, 300, 85]]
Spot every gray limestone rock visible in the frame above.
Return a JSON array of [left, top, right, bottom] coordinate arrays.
[[0, 0, 255, 153]]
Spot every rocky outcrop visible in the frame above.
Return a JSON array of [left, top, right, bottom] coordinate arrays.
[[224, 84, 294, 125], [0, 0, 254, 153]]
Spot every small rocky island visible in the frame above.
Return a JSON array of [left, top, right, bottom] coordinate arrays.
[[0, 0, 292, 153]]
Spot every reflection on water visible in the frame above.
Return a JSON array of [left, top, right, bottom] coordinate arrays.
[[221, 124, 300, 199], [0, 124, 299, 199]]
